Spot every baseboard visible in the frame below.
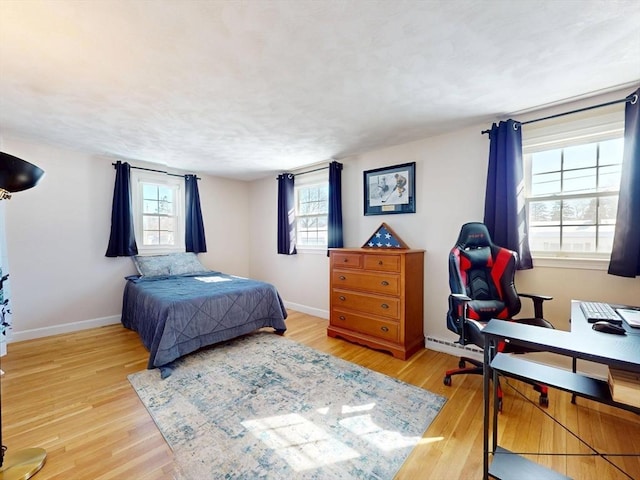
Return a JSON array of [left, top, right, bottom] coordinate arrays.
[[9, 315, 122, 343], [426, 336, 608, 381], [425, 336, 484, 362], [6, 301, 328, 344], [283, 301, 329, 320]]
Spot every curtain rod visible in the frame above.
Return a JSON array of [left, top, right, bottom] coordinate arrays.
[[481, 93, 637, 135], [112, 162, 200, 180], [295, 165, 329, 176], [276, 165, 329, 179]]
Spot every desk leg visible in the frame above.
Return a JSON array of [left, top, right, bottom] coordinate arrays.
[[571, 357, 577, 404], [483, 335, 492, 480]]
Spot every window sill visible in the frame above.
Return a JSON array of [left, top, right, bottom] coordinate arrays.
[[296, 246, 328, 255], [137, 245, 186, 256], [532, 255, 610, 271]]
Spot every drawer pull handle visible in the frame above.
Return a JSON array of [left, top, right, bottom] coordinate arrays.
[[339, 296, 346, 301], [381, 280, 389, 286], [339, 275, 346, 280], [381, 326, 389, 332], [378, 261, 383, 265], [381, 303, 389, 309], [339, 315, 346, 320], [343, 258, 349, 262]]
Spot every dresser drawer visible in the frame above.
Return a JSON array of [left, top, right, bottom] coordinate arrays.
[[330, 310, 399, 342], [331, 289, 400, 319], [331, 252, 363, 269], [331, 270, 399, 295], [363, 254, 401, 272]]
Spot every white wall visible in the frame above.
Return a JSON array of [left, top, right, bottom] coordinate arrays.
[[1, 137, 250, 340], [248, 87, 640, 350]]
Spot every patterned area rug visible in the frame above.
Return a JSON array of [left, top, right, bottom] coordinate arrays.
[[128, 331, 446, 479]]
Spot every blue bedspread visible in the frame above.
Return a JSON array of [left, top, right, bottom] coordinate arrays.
[[121, 272, 287, 369]]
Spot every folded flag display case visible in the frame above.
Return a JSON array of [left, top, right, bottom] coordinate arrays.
[[362, 223, 409, 249]]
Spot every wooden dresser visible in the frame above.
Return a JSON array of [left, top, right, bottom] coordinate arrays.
[[327, 248, 425, 360]]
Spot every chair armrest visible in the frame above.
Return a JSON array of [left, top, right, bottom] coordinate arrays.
[[452, 293, 471, 302], [518, 293, 553, 319]]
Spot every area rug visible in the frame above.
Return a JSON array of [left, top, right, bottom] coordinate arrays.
[[128, 331, 446, 479]]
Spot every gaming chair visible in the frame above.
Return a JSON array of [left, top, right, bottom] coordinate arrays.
[[444, 222, 555, 409]]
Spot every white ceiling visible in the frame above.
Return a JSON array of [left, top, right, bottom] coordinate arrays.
[[1, 0, 639, 181]]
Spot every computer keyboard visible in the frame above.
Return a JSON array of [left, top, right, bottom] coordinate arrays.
[[580, 301, 622, 324]]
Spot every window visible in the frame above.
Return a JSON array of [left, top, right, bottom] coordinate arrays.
[[131, 171, 185, 253], [295, 170, 328, 249], [523, 105, 624, 260]]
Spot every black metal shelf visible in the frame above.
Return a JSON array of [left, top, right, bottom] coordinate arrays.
[[489, 447, 570, 480], [490, 353, 640, 415]]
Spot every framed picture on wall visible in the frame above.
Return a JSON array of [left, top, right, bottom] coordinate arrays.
[[363, 162, 416, 215]]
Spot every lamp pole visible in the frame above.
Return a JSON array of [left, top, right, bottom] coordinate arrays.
[[0, 152, 46, 479]]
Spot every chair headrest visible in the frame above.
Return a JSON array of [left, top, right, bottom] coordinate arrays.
[[456, 222, 493, 249]]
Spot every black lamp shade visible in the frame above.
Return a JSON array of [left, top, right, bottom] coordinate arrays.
[[0, 152, 45, 193]]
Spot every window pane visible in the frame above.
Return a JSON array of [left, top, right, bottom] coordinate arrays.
[[144, 231, 159, 245], [531, 172, 561, 196], [562, 225, 595, 253], [143, 200, 159, 214], [563, 168, 596, 193], [598, 196, 618, 224], [159, 199, 173, 215], [159, 217, 175, 231], [531, 150, 561, 174], [158, 186, 173, 202], [142, 184, 158, 200], [529, 200, 561, 225], [598, 164, 621, 191], [143, 215, 159, 230], [298, 202, 310, 215], [529, 226, 560, 252], [597, 225, 615, 252], [599, 138, 623, 166], [159, 232, 174, 245], [562, 198, 596, 225], [563, 143, 596, 170]]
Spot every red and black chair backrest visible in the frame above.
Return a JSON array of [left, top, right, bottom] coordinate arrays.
[[447, 222, 521, 335]]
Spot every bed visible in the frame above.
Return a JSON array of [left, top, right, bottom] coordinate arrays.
[[121, 253, 287, 373]]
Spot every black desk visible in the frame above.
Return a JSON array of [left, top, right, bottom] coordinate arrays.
[[482, 301, 640, 480]]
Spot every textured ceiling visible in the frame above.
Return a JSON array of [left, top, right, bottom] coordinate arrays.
[[1, 0, 639, 180]]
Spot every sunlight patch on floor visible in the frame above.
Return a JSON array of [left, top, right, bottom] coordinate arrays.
[[242, 413, 360, 471], [339, 414, 423, 451], [242, 402, 441, 471]]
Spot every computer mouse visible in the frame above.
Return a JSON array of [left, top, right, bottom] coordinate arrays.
[[592, 321, 626, 335]]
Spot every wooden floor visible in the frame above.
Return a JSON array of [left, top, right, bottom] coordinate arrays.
[[2, 311, 639, 479]]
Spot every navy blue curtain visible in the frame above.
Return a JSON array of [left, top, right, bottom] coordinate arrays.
[[277, 174, 297, 255], [608, 88, 640, 277], [483, 119, 533, 270], [327, 161, 343, 255], [185, 174, 207, 253], [106, 161, 138, 257]]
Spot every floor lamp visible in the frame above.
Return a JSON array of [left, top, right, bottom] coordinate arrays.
[[0, 152, 45, 480]]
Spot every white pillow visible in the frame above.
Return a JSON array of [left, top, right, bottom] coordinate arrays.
[[133, 252, 209, 277]]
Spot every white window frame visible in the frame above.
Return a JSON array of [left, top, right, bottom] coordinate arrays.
[[522, 104, 625, 269], [294, 169, 329, 252], [131, 169, 185, 255]]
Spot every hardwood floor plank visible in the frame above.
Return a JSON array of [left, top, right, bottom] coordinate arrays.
[[2, 310, 638, 479]]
